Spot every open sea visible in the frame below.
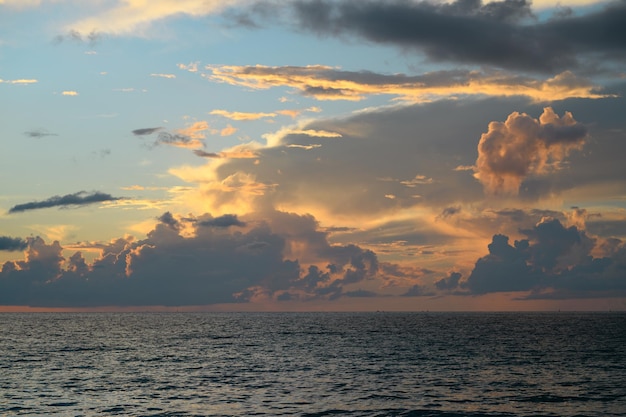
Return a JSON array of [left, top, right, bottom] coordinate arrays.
[[1, 312, 625, 416]]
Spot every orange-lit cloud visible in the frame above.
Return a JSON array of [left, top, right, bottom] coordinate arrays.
[[210, 109, 276, 120], [66, 0, 249, 36], [193, 146, 258, 159], [176, 120, 209, 139], [201, 65, 609, 102], [61, 90, 78, 96], [220, 124, 238, 136], [474, 107, 588, 195]]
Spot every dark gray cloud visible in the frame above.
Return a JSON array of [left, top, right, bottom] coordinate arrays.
[[401, 284, 434, 297], [132, 127, 163, 136], [587, 218, 626, 239], [158, 211, 181, 231], [8, 191, 124, 214], [0, 236, 28, 251], [0, 211, 382, 307], [193, 150, 221, 158], [24, 129, 58, 138], [198, 214, 246, 228], [343, 289, 379, 297], [435, 271, 462, 291], [153, 132, 203, 149], [461, 218, 626, 298], [235, 0, 626, 72], [53, 29, 102, 46]]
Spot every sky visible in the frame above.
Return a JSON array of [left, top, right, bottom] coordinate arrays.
[[1, 0, 626, 312]]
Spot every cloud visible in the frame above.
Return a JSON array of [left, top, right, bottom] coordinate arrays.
[[176, 121, 210, 139], [193, 150, 221, 158], [65, 0, 248, 36], [0, 236, 28, 251], [210, 109, 277, 120], [193, 146, 258, 159], [178, 62, 199, 73], [401, 284, 434, 297], [8, 191, 124, 213], [0, 211, 384, 307], [173, 98, 496, 220], [132, 123, 210, 149], [474, 107, 588, 195], [53, 29, 102, 46], [61, 90, 78, 96], [461, 218, 626, 297], [197, 214, 246, 227], [204, 65, 608, 102], [240, 0, 626, 73], [152, 132, 204, 149], [220, 124, 238, 136], [132, 127, 163, 136], [0, 78, 38, 84], [24, 129, 57, 138], [435, 271, 462, 291], [150, 73, 176, 79]]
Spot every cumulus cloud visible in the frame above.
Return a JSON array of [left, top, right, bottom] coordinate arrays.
[[236, 0, 626, 73], [8, 191, 124, 213], [435, 271, 462, 291], [202, 65, 608, 102], [197, 213, 246, 227], [0, 211, 383, 307], [461, 218, 626, 298], [474, 107, 588, 195]]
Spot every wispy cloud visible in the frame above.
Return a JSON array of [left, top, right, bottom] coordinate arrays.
[[154, 132, 204, 149], [65, 0, 248, 36], [9, 191, 125, 213], [132, 127, 163, 136], [193, 147, 258, 159], [150, 73, 176, 79], [0, 78, 37, 84], [24, 129, 58, 138], [133, 124, 207, 149], [61, 90, 78, 96], [204, 65, 609, 102], [53, 29, 102, 46], [210, 109, 277, 120], [176, 121, 210, 139]]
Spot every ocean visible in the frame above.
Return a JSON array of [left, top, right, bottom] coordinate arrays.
[[1, 312, 625, 416]]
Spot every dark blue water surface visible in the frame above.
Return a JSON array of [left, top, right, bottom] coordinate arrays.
[[1, 312, 625, 416]]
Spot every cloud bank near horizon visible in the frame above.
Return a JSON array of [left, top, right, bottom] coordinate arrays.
[[1, 210, 624, 307]]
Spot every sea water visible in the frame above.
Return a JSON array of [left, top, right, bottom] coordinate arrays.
[[1, 312, 625, 416]]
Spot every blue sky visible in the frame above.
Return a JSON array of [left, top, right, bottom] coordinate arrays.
[[1, 0, 626, 311]]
